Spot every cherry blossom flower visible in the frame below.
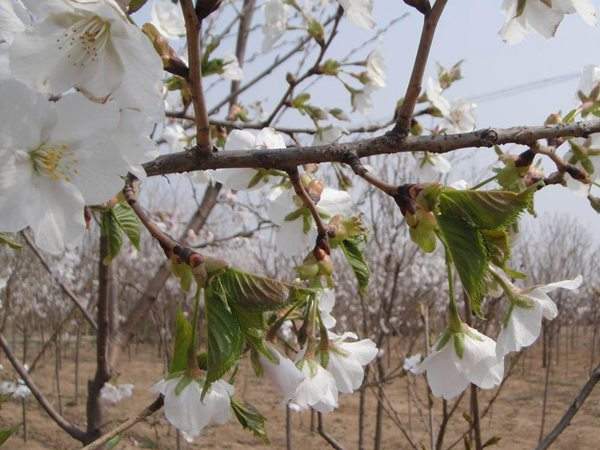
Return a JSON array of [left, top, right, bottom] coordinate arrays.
[[415, 325, 504, 400], [0, 80, 147, 254], [153, 376, 234, 440], [214, 128, 286, 190], [365, 49, 386, 88], [403, 354, 422, 374], [337, 0, 375, 30], [312, 126, 345, 146], [291, 360, 338, 413], [445, 100, 477, 133], [318, 288, 337, 329], [151, 0, 186, 39], [258, 345, 305, 402], [268, 185, 352, 255], [100, 382, 134, 405], [499, 0, 597, 45], [491, 267, 583, 357], [11, 0, 163, 118], [221, 54, 244, 81], [577, 64, 600, 99], [351, 86, 375, 114], [325, 331, 377, 393], [413, 152, 451, 180], [262, 0, 289, 51]]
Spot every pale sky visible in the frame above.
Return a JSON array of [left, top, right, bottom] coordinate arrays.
[[141, 1, 600, 234]]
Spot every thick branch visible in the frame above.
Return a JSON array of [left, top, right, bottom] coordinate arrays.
[[181, 0, 211, 152], [22, 232, 97, 329], [395, 0, 448, 133], [143, 120, 600, 176], [0, 332, 87, 442], [536, 362, 600, 450]]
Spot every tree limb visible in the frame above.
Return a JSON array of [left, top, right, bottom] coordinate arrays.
[[143, 120, 600, 176]]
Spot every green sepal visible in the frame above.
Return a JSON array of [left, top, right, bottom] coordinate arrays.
[[169, 309, 193, 375], [453, 332, 465, 359]]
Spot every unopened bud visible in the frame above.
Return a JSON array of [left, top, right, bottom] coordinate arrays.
[[544, 113, 562, 126]]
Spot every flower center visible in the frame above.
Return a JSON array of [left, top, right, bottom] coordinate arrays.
[[57, 16, 111, 68], [30, 144, 79, 182]]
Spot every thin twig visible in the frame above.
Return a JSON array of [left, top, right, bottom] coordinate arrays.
[[21, 232, 97, 329], [395, 0, 449, 134], [80, 397, 164, 450], [180, 0, 211, 152]]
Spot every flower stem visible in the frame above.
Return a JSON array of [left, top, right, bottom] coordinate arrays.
[[471, 174, 498, 190], [444, 246, 462, 332], [187, 286, 202, 372]]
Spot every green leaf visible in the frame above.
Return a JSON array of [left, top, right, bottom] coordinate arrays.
[[204, 279, 244, 388], [169, 309, 193, 374], [339, 238, 370, 293], [111, 203, 141, 250], [231, 399, 269, 444], [439, 188, 532, 231], [101, 210, 123, 264], [481, 228, 510, 268], [106, 435, 122, 449], [0, 427, 18, 447], [214, 268, 299, 312], [409, 221, 437, 253], [563, 108, 578, 124], [437, 215, 487, 316], [0, 233, 21, 250]]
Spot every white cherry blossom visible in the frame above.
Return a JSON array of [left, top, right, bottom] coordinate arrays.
[[499, 0, 597, 45], [214, 128, 286, 190], [268, 185, 352, 256], [258, 345, 305, 402], [445, 100, 477, 133], [100, 382, 134, 404], [262, 0, 289, 51], [413, 152, 451, 180], [0, 80, 147, 254], [325, 331, 377, 393], [403, 354, 422, 374], [221, 54, 244, 81], [415, 326, 504, 400], [11, 0, 163, 119], [351, 86, 375, 114], [313, 126, 345, 146], [492, 268, 583, 357], [291, 360, 338, 413], [337, 0, 375, 30], [151, 0, 186, 39], [365, 49, 386, 88], [577, 64, 600, 98], [318, 288, 337, 329], [153, 376, 234, 440]]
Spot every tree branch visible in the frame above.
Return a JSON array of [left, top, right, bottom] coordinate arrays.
[[536, 362, 600, 450], [80, 397, 164, 450], [395, 0, 448, 134], [143, 120, 600, 176], [21, 232, 97, 330], [0, 332, 88, 442], [180, 0, 211, 153]]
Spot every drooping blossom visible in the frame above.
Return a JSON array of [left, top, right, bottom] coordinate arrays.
[[325, 331, 377, 393], [258, 345, 305, 402]]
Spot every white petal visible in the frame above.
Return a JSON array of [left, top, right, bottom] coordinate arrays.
[[420, 344, 469, 400], [496, 304, 543, 356], [317, 187, 353, 217]]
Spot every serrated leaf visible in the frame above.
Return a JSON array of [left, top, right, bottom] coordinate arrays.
[[439, 188, 532, 231], [231, 399, 269, 444], [339, 238, 370, 293], [169, 309, 193, 374], [215, 268, 300, 311], [0, 427, 18, 447], [481, 228, 510, 268], [101, 209, 123, 264], [0, 233, 21, 250], [112, 203, 141, 250], [437, 214, 487, 316], [204, 279, 244, 388]]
